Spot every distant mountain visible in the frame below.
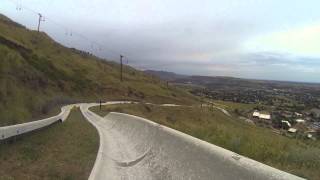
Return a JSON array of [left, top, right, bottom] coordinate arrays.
[[144, 70, 247, 85], [144, 70, 320, 90], [144, 70, 188, 81]]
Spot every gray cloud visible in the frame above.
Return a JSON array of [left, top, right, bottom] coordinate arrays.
[[2, 0, 320, 82], [243, 52, 320, 67], [80, 18, 259, 65]]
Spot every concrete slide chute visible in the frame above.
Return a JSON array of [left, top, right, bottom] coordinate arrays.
[[82, 103, 304, 180], [0, 105, 74, 141]]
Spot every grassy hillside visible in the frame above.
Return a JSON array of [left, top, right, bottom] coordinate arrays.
[[91, 103, 320, 180], [0, 108, 99, 179], [0, 14, 198, 126]]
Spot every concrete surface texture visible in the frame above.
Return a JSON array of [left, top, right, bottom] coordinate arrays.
[[81, 103, 304, 180], [0, 105, 73, 140]]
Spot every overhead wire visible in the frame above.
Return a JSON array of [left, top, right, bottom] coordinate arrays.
[[3, 0, 258, 71], [4, 0, 127, 63]]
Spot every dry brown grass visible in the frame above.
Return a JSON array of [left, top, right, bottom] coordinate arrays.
[[0, 108, 99, 180]]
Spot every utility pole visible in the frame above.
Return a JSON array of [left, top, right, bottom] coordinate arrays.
[[37, 13, 44, 32], [201, 88, 205, 109], [120, 55, 123, 82]]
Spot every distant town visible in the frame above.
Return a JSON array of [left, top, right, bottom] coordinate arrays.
[[193, 81, 320, 140], [146, 70, 320, 140]]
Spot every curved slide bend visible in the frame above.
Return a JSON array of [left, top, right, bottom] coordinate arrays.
[[81, 103, 304, 180], [0, 105, 74, 141]]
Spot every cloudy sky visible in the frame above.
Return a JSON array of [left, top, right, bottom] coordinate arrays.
[[1, 0, 320, 82]]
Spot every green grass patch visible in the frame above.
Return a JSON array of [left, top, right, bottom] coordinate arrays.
[[0, 108, 99, 180], [212, 100, 257, 111]]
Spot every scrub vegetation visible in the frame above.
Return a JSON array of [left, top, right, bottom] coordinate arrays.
[[0, 14, 198, 126], [91, 103, 320, 180], [0, 108, 99, 180]]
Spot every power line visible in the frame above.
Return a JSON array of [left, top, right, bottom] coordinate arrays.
[[37, 13, 45, 32], [120, 55, 124, 82], [4, 0, 128, 64], [3, 0, 256, 73]]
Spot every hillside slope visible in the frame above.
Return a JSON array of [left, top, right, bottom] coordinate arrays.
[[0, 14, 198, 126]]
